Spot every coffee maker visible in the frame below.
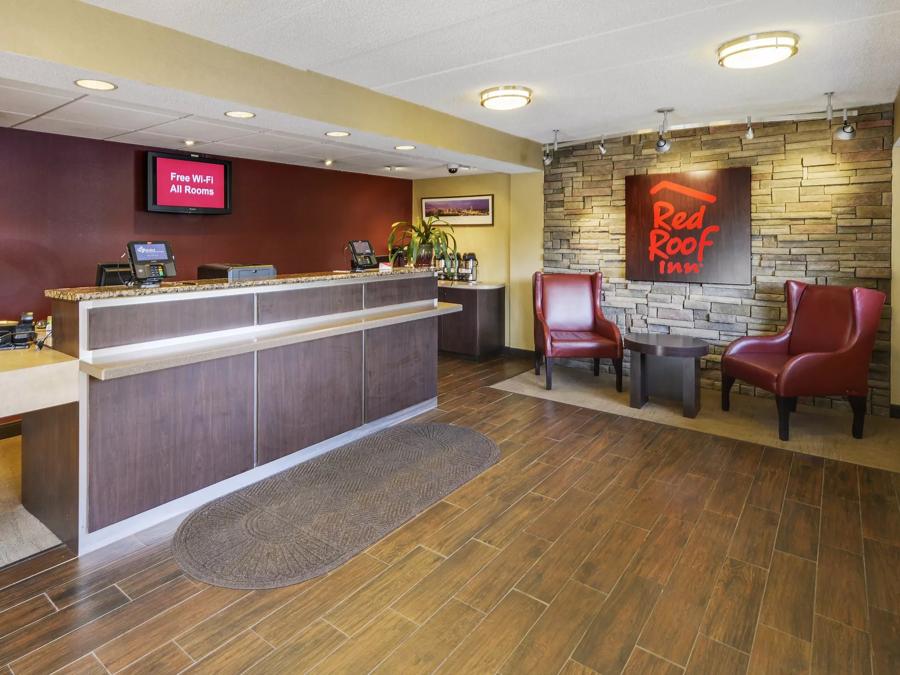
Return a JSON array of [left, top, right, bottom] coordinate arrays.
[[457, 252, 478, 283]]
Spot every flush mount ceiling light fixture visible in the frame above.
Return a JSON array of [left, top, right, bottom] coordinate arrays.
[[325, 130, 351, 138], [323, 159, 334, 166], [717, 31, 799, 69], [480, 85, 533, 111], [543, 129, 559, 166], [183, 139, 196, 147], [655, 108, 673, 153], [75, 78, 117, 91], [745, 116, 754, 140], [225, 110, 255, 119]]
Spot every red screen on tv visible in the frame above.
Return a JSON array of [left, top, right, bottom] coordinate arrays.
[[147, 152, 231, 214]]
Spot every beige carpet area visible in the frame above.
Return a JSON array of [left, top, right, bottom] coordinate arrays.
[[493, 366, 900, 473], [0, 436, 61, 568]]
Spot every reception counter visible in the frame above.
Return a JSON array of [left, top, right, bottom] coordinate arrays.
[[41, 268, 459, 554]]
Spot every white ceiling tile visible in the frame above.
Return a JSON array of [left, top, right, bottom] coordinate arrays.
[[0, 111, 30, 127], [106, 130, 201, 150], [0, 82, 75, 115], [144, 116, 261, 142], [220, 131, 321, 152], [43, 97, 183, 129], [16, 117, 131, 139]]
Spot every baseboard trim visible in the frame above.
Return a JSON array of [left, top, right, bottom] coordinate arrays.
[[0, 419, 22, 440], [503, 347, 533, 359], [891, 404, 900, 419]]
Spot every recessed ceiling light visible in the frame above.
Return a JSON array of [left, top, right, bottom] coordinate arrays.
[[394, 144, 416, 151], [480, 85, 533, 110], [324, 159, 334, 166], [717, 32, 799, 69], [225, 110, 256, 119], [183, 139, 196, 147], [75, 78, 117, 91], [325, 130, 351, 138]]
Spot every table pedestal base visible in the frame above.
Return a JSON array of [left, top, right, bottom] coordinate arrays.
[[628, 351, 702, 418]]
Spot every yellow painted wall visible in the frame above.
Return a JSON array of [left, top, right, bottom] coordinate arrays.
[[412, 171, 544, 350], [509, 172, 546, 350]]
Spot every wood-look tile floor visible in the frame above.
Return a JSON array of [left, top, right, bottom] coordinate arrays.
[[1, 353, 899, 674]]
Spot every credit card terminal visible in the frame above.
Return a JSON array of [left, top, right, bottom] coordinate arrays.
[[127, 241, 176, 287]]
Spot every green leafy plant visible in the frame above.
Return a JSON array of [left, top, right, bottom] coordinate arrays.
[[387, 216, 457, 266]]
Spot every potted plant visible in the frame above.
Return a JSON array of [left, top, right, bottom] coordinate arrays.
[[387, 216, 457, 267]]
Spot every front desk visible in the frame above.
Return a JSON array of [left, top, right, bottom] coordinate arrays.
[[40, 269, 459, 554]]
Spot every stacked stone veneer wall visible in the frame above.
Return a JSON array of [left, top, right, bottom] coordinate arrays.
[[543, 104, 893, 414]]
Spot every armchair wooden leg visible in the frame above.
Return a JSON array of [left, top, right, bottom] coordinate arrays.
[[722, 373, 735, 411], [534, 350, 542, 375], [848, 396, 866, 439], [788, 397, 798, 413], [545, 357, 553, 390], [776, 396, 791, 441], [613, 358, 623, 393], [593, 358, 600, 376]]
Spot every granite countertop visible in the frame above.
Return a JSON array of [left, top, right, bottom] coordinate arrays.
[[437, 280, 506, 290], [45, 267, 435, 302]]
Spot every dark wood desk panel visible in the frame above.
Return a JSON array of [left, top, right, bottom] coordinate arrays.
[[22, 403, 79, 550], [50, 300, 80, 357], [364, 277, 437, 309], [257, 333, 364, 464], [438, 285, 504, 358], [364, 318, 437, 422], [87, 294, 255, 349], [257, 284, 363, 324], [87, 354, 255, 530]]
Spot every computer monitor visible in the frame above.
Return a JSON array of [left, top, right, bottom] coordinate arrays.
[[96, 263, 134, 287]]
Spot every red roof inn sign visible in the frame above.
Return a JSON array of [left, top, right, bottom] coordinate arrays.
[[625, 167, 751, 284]]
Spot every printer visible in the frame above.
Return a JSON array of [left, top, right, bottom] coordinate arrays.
[[197, 263, 277, 282]]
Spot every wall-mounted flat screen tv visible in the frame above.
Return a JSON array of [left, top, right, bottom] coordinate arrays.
[[147, 151, 232, 214]]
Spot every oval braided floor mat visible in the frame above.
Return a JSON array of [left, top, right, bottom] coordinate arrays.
[[172, 423, 499, 589]]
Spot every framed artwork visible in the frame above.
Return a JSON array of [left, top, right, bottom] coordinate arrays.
[[625, 167, 751, 284], [421, 194, 494, 226]]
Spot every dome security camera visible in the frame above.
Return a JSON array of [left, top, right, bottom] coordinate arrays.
[[447, 164, 460, 174]]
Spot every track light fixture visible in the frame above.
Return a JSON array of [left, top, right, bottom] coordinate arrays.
[[825, 92, 856, 140], [745, 116, 754, 140], [598, 137, 607, 156], [655, 108, 673, 153], [835, 108, 856, 140], [543, 129, 559, 166]]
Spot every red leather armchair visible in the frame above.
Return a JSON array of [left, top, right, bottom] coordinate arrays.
[[721, 280, 885, 441], [533, 272, 623, 391]]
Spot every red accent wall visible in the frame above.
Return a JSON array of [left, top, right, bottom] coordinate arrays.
[[0, 127, 412, 319]]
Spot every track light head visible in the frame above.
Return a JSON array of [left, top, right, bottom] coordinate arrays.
[[655, 133, 671, 153], [835, 108, 856, 140], [543, 129, 560, 166], [654, 108, 673, 153], [598, 137, 607, 156], [745, 115, 754, 140]]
